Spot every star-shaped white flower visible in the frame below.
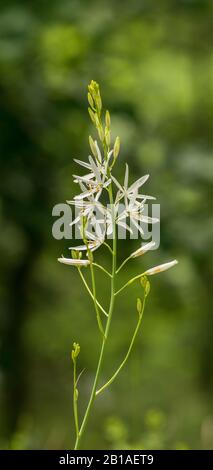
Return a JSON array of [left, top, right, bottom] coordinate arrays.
[[111, 163, 152, 207]]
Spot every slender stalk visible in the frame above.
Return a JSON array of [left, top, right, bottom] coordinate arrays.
[[89, 260, 105, 336], [96, 296, 146, 396], [115, 272, 145, 297], [116, 255, 131, 274], [78, 268, 108, 317], [74, 185, 116, 450], [73, 359, 79, 438], [103, 241, 114, 255], [93, 263, 112, 278]]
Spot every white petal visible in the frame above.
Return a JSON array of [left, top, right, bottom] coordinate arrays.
[[103, 178, 111, 188], [69, 215, 80, 227], [94, 141, 102, 163], [69, 244, 87, 251], [74, 188, 97, 200], [128, 174, 149, 193], [130, 241, 156, 258], [58, 257, 90, 266], [140, 216, 159, 224], [136, 194, 156, 200], [124, 163, 129, 190], [74, 159, 92, 170], [88, 155, 102, 183], [131, 218, 144, 236], [111, 175, 123, 192], [117, 220, 133, 234], [73, 173, 95, 184], [144, 260, 178, 275]]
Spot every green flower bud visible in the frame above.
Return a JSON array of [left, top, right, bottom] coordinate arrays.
[[88, 92, 94, 109], [89, 135, 98, 158], [137, 297, 142, 315], [71, 342, 80, 361], [140, 276, 150, 297], [113, 136, 120, 159], [105, 127, 111, 147], [105, 110, 111, 129], [88, 107, 96, 124], [71, 250, 77, 259], [97, 124, 105, 141]]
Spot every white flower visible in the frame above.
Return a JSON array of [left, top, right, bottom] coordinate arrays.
[[144, 260, 178, 275], [73, 148, 112, 201], [69, 231, 104, 253], [130, 241, 156, 258], [58, 257, 90, 267], [67, 199, 107, 230], [111, 163, 151, 206]]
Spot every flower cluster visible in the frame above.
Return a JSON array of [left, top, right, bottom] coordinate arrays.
[[58, 80, 177, 277]]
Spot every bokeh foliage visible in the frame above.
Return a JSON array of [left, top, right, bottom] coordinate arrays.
[[0, 0, 213, 449]]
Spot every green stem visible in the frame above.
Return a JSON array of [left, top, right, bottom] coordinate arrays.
[[93, 263, 112, 278], [96, 296, 146, 396], [103, 241, 114, 255], [74, 184, 116, 450], [89, 260, 105, 337], [73, 360, 79, 438], [115, 272, 145, 297], [116, 255, 131, 274], [78, 268, 108, 317]]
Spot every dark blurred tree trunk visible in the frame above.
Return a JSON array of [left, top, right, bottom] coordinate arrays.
[[1, 239, 40, 439], [0, 83, 54, 442]]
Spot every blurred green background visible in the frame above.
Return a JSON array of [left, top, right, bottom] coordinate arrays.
[[0, 0, 213, 450]]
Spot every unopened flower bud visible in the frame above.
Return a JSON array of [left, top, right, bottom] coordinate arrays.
[[89, 135, 98, 158], [136, 297, 142, 315], [105, 110, 111, 129], [71, 342, 80, 361], [88, 107, 96, 124], [113, 136, 120, 159], [97, 124, 105, 141], [88, 92, 94, 109], [140, 276, 150, 297], [105, 127, 111, 147]]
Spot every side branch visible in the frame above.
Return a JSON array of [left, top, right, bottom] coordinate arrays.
[[96, 297, 146, 396]]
